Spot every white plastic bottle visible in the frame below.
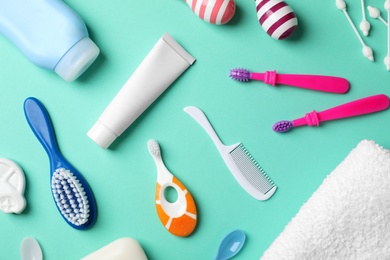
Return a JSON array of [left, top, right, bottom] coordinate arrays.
[[0, 0, 100, 81]]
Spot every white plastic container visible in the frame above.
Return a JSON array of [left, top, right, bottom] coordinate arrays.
[[87, 33, 195, 149], [0, 0, 99, 81]]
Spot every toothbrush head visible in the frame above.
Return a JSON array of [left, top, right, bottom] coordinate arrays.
[[51, 168, 95, 229], [147, 139, 161, 156], [230, 68, 251, 82], [272, 120, 294, 133]]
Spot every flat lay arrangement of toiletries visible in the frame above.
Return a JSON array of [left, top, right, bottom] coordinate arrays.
[[2, 0, 390, 259]]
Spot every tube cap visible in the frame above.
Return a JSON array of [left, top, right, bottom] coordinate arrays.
[[87, 121, 117, 149], [55, 37, 100, 82]]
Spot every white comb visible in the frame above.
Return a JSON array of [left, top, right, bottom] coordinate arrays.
[[184, 106, 277, 201]]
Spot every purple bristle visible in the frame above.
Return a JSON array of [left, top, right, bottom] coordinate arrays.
[[272, 120, 294, 133], [230, 68, 251, 82]]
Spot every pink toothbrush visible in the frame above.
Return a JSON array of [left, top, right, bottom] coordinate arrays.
[[273, 94, 390, 132], [230, 68, 350, 94]]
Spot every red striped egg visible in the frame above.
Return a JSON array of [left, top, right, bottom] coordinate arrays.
[[255, 0, 298, 40], [185, 0, 236, 25]]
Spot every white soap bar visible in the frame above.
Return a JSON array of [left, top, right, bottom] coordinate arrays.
[[81, 237, 148, 260]]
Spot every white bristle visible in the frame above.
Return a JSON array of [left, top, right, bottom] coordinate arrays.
[[51, 168, 89, 226], [229, 144, 276, 195], [147, 139, 161, 156]]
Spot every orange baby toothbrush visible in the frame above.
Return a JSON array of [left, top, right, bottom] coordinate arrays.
[[147, 139, 197, 237]]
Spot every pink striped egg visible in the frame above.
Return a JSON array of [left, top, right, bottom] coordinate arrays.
[[255, 0, 298, 40], [185, 0, 236, 25]]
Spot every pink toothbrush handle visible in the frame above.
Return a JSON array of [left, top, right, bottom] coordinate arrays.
[[293, 94, 390, 127], [251, 71, 349, 94]]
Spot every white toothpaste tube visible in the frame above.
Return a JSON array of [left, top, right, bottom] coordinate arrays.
[[87, 33, 195, 149]]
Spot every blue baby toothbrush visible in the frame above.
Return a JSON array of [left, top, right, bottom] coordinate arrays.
[[24, 97, 97, 230]]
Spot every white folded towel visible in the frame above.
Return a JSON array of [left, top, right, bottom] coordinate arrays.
[[261, 140, 390, 260]]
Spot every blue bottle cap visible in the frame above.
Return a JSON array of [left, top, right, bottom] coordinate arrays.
[[54, 37, 99, 82]]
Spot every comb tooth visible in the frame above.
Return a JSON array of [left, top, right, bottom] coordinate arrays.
[[229, 144, 276, 195]]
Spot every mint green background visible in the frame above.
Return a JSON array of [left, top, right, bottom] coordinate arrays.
[[1, 1, 390, 259]]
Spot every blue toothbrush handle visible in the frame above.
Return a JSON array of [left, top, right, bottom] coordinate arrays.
[[24, 97, 60, 156]]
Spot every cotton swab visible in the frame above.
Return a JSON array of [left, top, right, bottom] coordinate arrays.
[[367, 6, 388, 27], [385, 0, 390, 70], [360, 0, 371, 36], [336, 0, 374, 61], [367, 4, 390, 70]]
